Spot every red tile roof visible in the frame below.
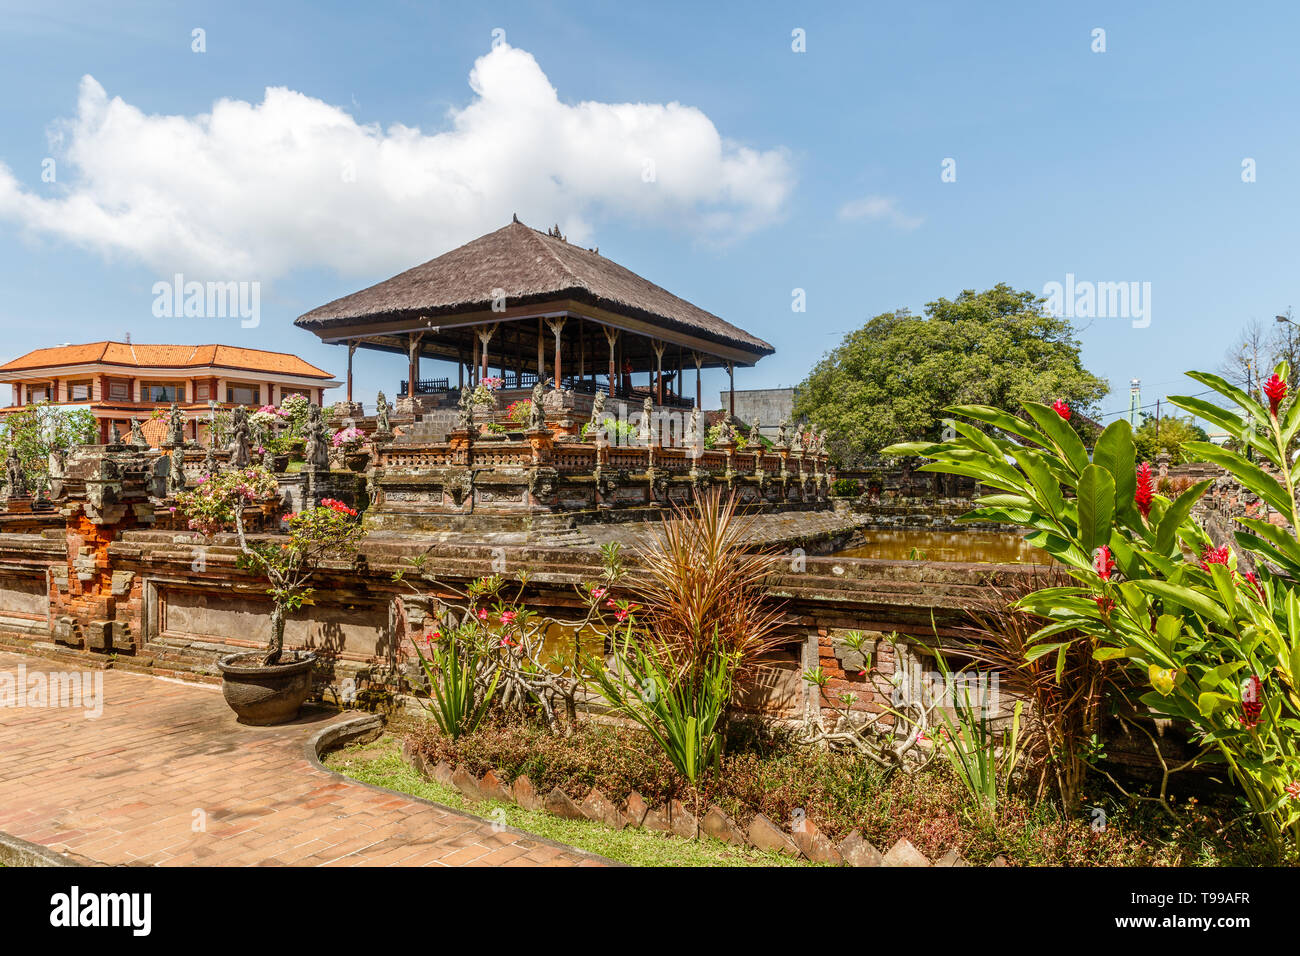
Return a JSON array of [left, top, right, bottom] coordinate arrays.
[[0, 342, 335, 379]]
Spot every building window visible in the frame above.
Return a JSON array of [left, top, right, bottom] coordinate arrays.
[[280, 388, 310, 401], [142, 381, 186, 403], [226, 383, 260, 405], [106, 380, 131, 401], [195, 382, 212, 401], [68, 380, 93, 401], [27, 384, 50, 403]]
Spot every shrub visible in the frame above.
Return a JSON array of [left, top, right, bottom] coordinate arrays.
[[885, 368, 1300, 860], [831, 477, 862, 497]]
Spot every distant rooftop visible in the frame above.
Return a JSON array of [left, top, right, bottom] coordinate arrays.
[[0, 342, 335, 380]]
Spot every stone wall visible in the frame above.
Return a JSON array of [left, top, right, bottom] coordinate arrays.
[[0, 441, 1037, 726]]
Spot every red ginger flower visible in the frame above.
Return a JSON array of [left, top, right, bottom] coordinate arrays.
[[1199, 544, 1231, 572], [1093, 546, 1115, 581], [1242, 675, 1263, 728], [1286, 781, 1300, 800], [1093, 595, 1116, 615], [1264, 373, 1287, 416], [1134, 462, 1154, 518], [1051, 400, 1071, 420]]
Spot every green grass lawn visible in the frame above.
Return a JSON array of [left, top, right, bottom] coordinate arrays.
[[324, 735, 812, 867]]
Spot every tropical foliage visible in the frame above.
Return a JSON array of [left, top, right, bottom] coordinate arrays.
[[883, 366, 1300, 859]]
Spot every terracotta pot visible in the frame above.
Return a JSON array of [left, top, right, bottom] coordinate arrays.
[[344, 451, 369, 472], [217, 651, 317, 725]]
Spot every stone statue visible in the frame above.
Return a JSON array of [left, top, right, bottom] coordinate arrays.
[[456, 386, 475, 431], [5, 445, 27, 498], [639, 396, 654, 443], [304, 404, 330, 469], [684, 407, 701, 449], [528, 379, 548, 431], [203, 439, 219, 478], [129, 417, 148, 449], [814, 427, 827, 455], [375, 391, 391, 433], [749, 416, 761, 447], [230, 406, 252, 468], [108, 421, 122, 444], [167, 445, 186, 496], [166, 403, 186, 447], [589, 391, 606, 426]]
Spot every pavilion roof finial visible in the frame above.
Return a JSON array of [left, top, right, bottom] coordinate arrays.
[[512, 212, 519, 223]]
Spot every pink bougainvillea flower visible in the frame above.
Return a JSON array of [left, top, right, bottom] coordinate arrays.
[[1264, 373, 1288, 416], [1051, 400, 1071, 420], [1199, 545, 1231, 572], [1093, 546, 1115, 581], [1134, 461, 1154, 518]]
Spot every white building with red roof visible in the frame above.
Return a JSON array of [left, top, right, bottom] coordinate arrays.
[[0, 341, 340, 444]]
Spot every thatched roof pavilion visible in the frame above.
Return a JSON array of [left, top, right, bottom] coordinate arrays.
[[295, 218, 774, 413]]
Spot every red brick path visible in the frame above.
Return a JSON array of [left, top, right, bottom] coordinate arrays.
[[0, 652, 603, 866]]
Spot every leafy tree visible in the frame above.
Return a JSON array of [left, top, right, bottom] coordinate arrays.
[[791, 284, 1108, 466], [0, 402, 98, 490], [1132, 413, 1208, 464]]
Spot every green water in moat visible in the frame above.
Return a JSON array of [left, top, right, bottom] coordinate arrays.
[[834, 528, 1052, 564]]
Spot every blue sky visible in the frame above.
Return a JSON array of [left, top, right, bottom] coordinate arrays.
[[0, 0, 1295, 420]]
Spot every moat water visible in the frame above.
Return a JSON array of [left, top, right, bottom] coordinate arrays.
[[834, 528, 1051, 564]]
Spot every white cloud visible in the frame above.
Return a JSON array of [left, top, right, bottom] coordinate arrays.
[[838, 194, 922, 230], [0, 44, 794, 280]]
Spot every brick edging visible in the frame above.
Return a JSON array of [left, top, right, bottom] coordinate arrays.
[[305, 717, 622, 867]]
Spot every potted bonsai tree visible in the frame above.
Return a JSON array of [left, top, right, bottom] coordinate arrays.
[[175, 467, 366, 724]]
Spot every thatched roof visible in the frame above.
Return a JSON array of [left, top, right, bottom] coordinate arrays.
[[295, 220, 774, 362]]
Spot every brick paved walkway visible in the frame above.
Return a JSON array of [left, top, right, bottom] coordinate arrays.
[[0, 651, 602, 866]]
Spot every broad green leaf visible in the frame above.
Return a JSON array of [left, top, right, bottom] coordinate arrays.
[[1133, 579, 1230, 628], [1024, 401, 1090, 476], [1076, 464, 1115, 556], [1092, 420, 1138, 518], [1156, 478, 1213, 555]]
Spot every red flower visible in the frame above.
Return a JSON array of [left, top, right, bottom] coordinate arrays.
[[1134, 462, 1154, 518], [500, 610, 516, 625], [1093, 546, 1115, 581], [1051, 400, 1071, 420], [590, 587, 607, 601], [477, 608, 488, 621], [1264, 373, 1287, 416], [1243, 571, 1267, 602], [1241, 675, 1263, 728], [1093, 595, 1116, 615], [1199, 545, 1231, 572], [1286, 781, 1300, 801]]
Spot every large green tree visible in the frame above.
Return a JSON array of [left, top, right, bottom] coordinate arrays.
[[1132, 412, 1208, 464], [792, 284, 1109, 466]]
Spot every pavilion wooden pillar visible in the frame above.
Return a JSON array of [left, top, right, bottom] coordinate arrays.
[[407, 332, 423, 399], [471, 334, 480, 386], [604, 327, 620, 398], [477, 324, 497, 380], [537, 318, 545, 380], [652, 340, 666, 405], [693, 352, 703, 409], [727, 362, 735, 419], [547, 317, 566, 386], [458, 349, 464, 390], [578, 318, 585, 382], [346, 340, 357, 402]]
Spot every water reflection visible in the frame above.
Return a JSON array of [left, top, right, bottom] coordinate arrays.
[[835, 529, 1051, 564]]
